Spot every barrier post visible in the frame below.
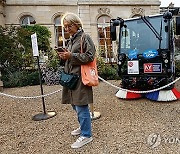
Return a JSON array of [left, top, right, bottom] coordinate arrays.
[[31, 33, 56, 121], [89, 103, 101, 120], [0, 71, 3, 91]]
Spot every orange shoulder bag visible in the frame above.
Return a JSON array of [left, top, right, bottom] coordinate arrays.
[[80, 34, 99, 86]]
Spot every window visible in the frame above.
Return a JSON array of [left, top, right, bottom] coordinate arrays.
[[54, 15, 70, 47], [97, 15, 115, 63], [21, 16, 36, 26]]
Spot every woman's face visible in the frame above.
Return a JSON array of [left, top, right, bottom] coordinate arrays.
[[63, 21, 78, 36]]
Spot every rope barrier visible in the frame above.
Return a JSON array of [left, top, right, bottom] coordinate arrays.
[[0, 89, 62, 99], [98, 76, 180, 93], [1, 76, 180, 99]]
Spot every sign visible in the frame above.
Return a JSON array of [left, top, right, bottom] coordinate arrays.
[[31, 33, 39, 57], [143, 49, 158, 59], [128, 49, 138, 60], [144, 63, 162, 73], [128, 61, 139, 74]]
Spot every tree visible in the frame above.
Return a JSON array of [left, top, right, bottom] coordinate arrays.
[[0, 25, 52, 74], [0, 26, 24, 72]]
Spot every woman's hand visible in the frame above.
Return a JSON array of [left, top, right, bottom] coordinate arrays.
[[57, 48, 72, 60]]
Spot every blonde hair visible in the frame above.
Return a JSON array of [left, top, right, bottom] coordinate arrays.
[[61, 12, 83, 29]]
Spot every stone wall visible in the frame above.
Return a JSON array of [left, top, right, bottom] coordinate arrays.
[[0, 1, 6, 90], [3, 0, 160, 47], [0, 1, 5, 27], [4, 5, 78, 46]]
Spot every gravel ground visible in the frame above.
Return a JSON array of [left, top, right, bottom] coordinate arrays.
[[0, 80, 180, 154]]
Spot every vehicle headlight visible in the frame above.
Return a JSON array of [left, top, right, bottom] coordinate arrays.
[[164, 59, 168, 63], [118, 53, 126, 63]]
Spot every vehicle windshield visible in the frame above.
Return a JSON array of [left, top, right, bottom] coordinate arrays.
[[120, 15, 168, 54]]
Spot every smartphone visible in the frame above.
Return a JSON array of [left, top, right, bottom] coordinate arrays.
[[54, 47, 65, 52]]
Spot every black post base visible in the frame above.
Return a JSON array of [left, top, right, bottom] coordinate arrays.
[[32, 111, 56, 121]]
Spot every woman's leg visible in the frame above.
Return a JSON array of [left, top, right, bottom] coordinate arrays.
[[74, 105, 92, 137]]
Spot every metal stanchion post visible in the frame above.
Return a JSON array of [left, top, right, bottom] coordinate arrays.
[[31, 33, 56, 121], [0, 71, 3, 91], [32, 57, 56, 121], [89, 103, 101, 120]]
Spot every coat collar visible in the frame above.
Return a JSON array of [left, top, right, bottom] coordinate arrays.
[[70, 29, 84, 41]]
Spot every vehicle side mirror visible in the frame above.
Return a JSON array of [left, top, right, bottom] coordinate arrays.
[[110, 25, 116, 41], [110, 17, 125, 41], [176, 17, 180, 35]]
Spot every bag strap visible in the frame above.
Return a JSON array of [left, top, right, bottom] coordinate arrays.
[[80, 33, 85, 53], [80, 33, 96, 62]]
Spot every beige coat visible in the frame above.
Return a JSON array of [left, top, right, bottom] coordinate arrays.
[[61, 30, 96, 106]]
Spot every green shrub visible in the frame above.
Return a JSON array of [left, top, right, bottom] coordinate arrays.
[[2, 70, 40, 88], [175, 60, 180, 77], [27, 71, 40, 86], [97, 56, 120, 80], [45, 50, 62, 70]]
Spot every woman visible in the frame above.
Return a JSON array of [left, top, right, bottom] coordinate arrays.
[[57, 13, 96, 149]]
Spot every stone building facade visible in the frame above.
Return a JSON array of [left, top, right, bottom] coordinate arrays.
[[0, 0, 161, 62]]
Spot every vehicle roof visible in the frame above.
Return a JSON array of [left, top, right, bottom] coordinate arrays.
[[124, 14, 163, 22]]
